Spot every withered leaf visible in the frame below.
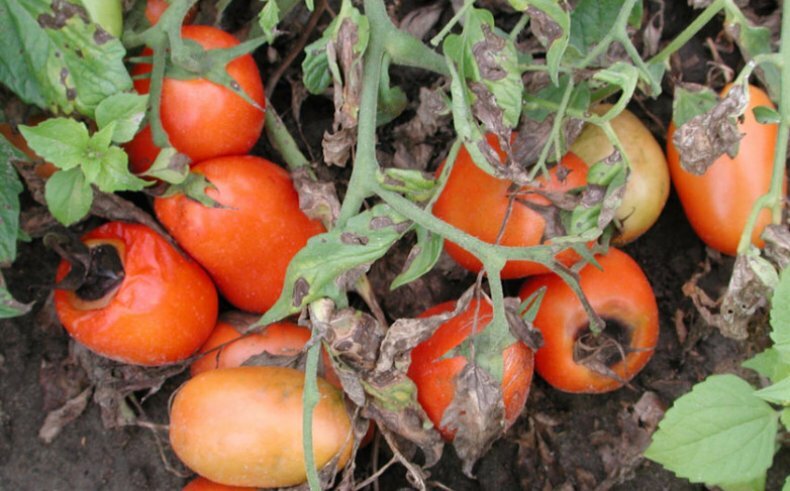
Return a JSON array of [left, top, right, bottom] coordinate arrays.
[[399, 3, 444, 40], [719, 253, 775, 339], [291, 168, 341, 229], [528, 6, 564, 47], [763, 225, 790, 270], [512, 114, 584, 170], [38, 387, 92, 444], [322, 128, 355, 168]]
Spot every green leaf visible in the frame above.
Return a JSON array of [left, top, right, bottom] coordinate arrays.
[[568, 0, 641, 64], [753, 106, 781, 125], [781, 409, 790, 431], [141, 148, 190, 184], [261, 204, 410, 323], [771, 267, 790, 363], [0, 0, 132, 117], [0, 274, 32, 319], [645, 374, 779, 487], [390, 226, 443, 291], [92, 146, 147, 193], [19, 119, 89, 170], [754, 376, 790, 405], [522, 0, 570, 84], [258, 0, 280, 44], [45, 168, 93, 226], [0, 135, 25, 264], [94, 93, 148, 144], [721, 474, 766, 491], [672, 85, 719, 127], [378, 168, 436, 203], [724, 9, 780, 102], [743, 348, 790, 384]]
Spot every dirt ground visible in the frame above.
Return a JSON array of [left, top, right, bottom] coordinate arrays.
[[1, 0, 789, 489]]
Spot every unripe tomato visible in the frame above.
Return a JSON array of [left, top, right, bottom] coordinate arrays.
[[433, 135, 588, 278], [408, 299, 535, 440], [126, 25, 265, 173], [182, 476, 254, 491], [78, 0, 123, 37], [667, 84, 785, 255], [154, 156, 325, 313], [169, 366, 353, 488], [519, 248, 658, 393], [145, 0, 198, 26], [54, 222, 218, 366], [570, 105, 670, 245]]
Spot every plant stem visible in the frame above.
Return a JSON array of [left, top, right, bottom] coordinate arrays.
[[302, 341, 322, 491], [264, 100, 311, 170], [430, 0, 474, 47], [649, 0, 725, 66]]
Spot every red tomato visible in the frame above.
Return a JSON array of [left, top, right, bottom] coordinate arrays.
[[170, 366, 353, 488], [433, 135, 588, 278], [145, 0, 197, 26], [54, 222, 218, 366], [667, 84, 785, 255], [408, 299, 535, 440], [518, 248, 658, 393], [182, 476, 254, 491], [154, 155, 325, 313], [126, 25, 265, 173]]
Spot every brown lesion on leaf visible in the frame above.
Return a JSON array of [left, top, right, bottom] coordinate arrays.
[[340, 232, 369, 245], [292, 277, 311, 307], [473, 25, 508, 82], [37, 0, 87, 30]]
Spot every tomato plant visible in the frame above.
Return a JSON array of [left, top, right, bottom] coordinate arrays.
[[667, 84, 784, 255], [126, 25, 265, 173], [570, 105, 670, 245], [78, 0, 122, 37], [407, 299, 535, 440], [53, 221, 218, 366], [432, 135, 588, 279], [169, 366, 353, 488], [154, 155, 324, 313], [519, 248, 658, 393]]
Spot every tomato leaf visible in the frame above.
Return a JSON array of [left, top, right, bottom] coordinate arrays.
[[258, 0, 280, 45], [19, 119, 90, 171], [0, 0, 131, 117], [743, 348, 790, 384], [567, 0, 642, 64], [0, 274, 32, 319], [753, 376, 790, 406], [519, 1, 570, 85], [0, 134, 26, 264], [753, 106, 781, 125], [94, 93, 148, 144], [91, 147, 147, 193], [45, 168, 93, 226], [771, 267, 790, 363], [645, 374, 779, 487], [141, 148, 190, 184], [782, 410, 790, 432], [672, 84, 719, 127], [723, 8, 781, 102], [390, 225, 443, 291]]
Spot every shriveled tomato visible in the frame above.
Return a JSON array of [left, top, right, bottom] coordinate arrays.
[[170, 366, 353, 488], [667, 84, 784, 255], [571, 105, 670, 245], [145, 0, 197, 25], [54, 222, 218, 366], [518, 248, 658, 393], [433, 135, 588, 278], [154, 155, 325, 313], [408, 299, 535, 440], [182, 477, 254, 491], [126, 25, 265, 173]]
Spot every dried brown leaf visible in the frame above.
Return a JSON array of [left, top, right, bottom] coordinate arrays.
[[322, 128, 355, 168], [399, 3, 443, 40], [38, 387, 92, 444], [528, 6, 564, 48], [291, 167, 341, 229], [763, 224, 790, 270], [512, 115, 585, 170]]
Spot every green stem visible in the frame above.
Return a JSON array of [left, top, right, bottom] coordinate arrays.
[[509, 12, 530, 41], [302, 342, 322, 491], [648, 0, 725, 66], [430, 0, 474, 47], [528, 76, 574, 181], [264, 99, 311, 170]]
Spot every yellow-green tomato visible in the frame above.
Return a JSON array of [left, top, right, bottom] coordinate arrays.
[[571, 105, 670, 245], [169, 366, 353, 488], [79, 0, 123, 37]]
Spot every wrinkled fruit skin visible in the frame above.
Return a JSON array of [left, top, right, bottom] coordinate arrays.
[[519, 248, 658, 393], [408, 299, 535, 440], [667, 84, 785, 255], [570, 105, 670, 245], [169, 366, 353, 488], [182, 476, 255, 491], [433, 135, 588, 278], [126, 25, 265, 173], [54, 222, 218, 366], [154, 155, 325, 313]]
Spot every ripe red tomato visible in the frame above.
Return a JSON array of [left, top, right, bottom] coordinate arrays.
[[169, 366, 353, 488], [408, 299, 535, 440], [518, 248, 658, 393], [667, 84, 785, 255], [126, 25, 265, 173], [54, 222, 218, 366], [145, 0, 197, 26], [154, 155, 325, 313], [433, 135, 588, 278], [182, 476, 254, 491]]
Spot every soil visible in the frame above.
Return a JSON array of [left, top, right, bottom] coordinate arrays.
[[1, 0, 788, 490]]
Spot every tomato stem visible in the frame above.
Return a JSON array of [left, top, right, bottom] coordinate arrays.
[[302, 341, 322, 491], [648, 0, 726, 67], [264, 99, 311, 170]]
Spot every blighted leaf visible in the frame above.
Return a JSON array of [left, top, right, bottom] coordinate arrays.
[[322, 128, 355, 168], [471, 23, 522, 128], [0, 0, 131, 117], [391, 226, 443, 290], [94, 93, 148, 144], [672, 84, 719, 127], [19, 118, 90, 171], [724, 9, 781, 102], [38, 387, 92, 444], [524, 2, 570, 84], [291, 168, 341, 229], [45, 168, 93, 226], [672, 83, 748, 175], [771, 266, 790, 363], [719, 252, 776, 340], [141, 148, 190, 184], [763, 225, 790, 271], [0, 134, 25, 264]]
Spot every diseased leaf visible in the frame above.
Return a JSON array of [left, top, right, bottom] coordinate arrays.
[[645, 374, 778, 487], [94, 93, 148, 144], [524, 1, 570, 84], [0, 0, 132, 117], [723, 10, 780, 102], [771, 267, 790, 363], [44, 168, 93, 226], [20, 118, 90, 170], [672, 84, 719, 127], [0, 134, 26, 264]]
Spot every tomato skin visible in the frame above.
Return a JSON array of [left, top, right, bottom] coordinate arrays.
[[126, 25, 265, 173], [408, 299, 535, 440], [570, 105, 670, 245], [667, 84, 784, 255], [154, 155, 325, 313], [182, 477, 254, 491], [54, 222, 218, 366], [145, 0, 197, 26], [433, 135, 588, 278], [518, 248, 658, 393], [169, 366, 353, 488]]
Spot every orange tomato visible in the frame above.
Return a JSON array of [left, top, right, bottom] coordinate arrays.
[[667, 84, 784, 255], [154, 155, 325, 313], [54, 222, 218, 366], [519, 248, 658, 393], [126, 25, 265, 173], [433, 135, 588, 278], [408, 299, 535, 440], [170, 366, 353, 488]]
